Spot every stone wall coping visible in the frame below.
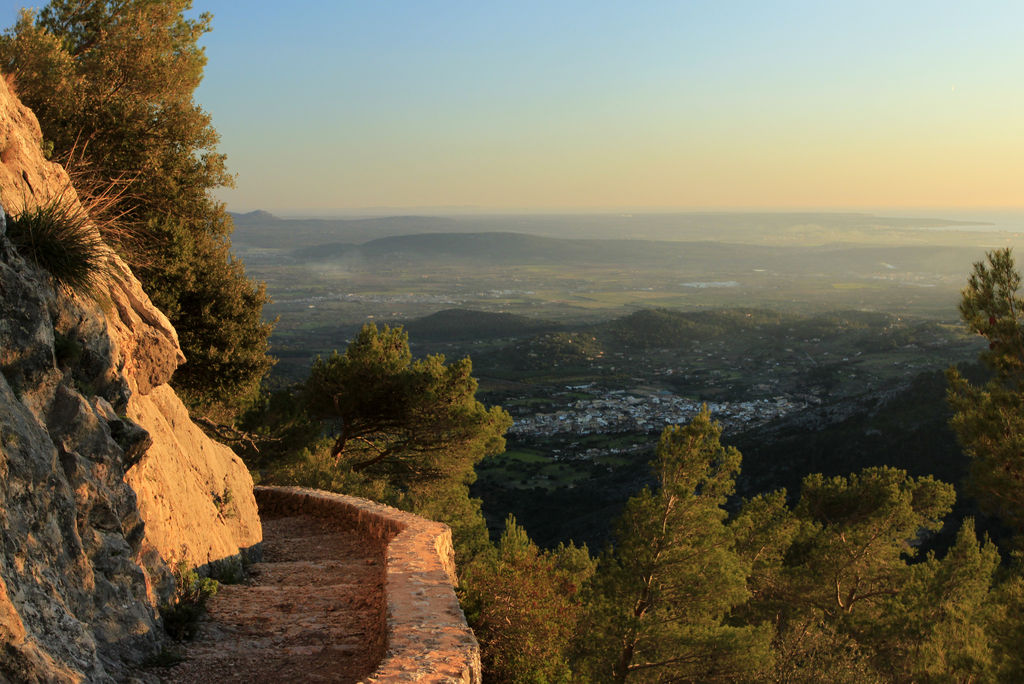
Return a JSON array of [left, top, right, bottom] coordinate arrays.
[[254, 486, 481, 683]]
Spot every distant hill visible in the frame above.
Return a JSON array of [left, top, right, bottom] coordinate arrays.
[[281, 230, 985, 279], [402, 309, 560, 341], [357, 232, 626, 264], [230, 212, 464, 249], [290, 242, 359, 260], [598, 308, 792, 348], [289, 232, 580, 262], [594, 308, 901, 350], [231, 210, 1000, 249], [470, 308, 949, 377], [234, 209, 278, 221]]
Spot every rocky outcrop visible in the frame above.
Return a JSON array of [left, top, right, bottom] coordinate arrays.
[[0, 76, 260, 681], [0, 203, 163, 682], [125, 385, 261, 575]]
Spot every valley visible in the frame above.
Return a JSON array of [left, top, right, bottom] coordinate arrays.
[[233, 210, 1007, 548]]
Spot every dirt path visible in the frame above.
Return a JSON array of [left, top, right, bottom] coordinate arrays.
[[152, 512, 387, 683]]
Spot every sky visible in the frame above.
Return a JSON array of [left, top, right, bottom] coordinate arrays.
[[1, 1, 1023, 214]]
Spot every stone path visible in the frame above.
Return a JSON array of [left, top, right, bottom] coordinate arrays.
[[151, 512, 387, 683]]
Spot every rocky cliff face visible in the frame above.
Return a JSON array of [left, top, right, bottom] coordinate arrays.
[[0, 78, 261, 681]]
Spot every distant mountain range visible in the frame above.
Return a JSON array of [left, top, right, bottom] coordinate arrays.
[[260, 229, 982, 279], [230, 210, 995, 250], [230, 211, 462, 248]]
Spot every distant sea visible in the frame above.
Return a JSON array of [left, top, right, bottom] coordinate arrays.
[[885, 209, 1024, 233]]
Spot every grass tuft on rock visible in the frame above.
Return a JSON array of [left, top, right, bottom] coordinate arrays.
[[5, 193, 110, 296]]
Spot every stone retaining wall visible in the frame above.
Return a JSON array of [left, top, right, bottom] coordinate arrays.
[[254, 486, 481, 683]]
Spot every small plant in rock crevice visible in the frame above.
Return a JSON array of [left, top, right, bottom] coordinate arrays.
[[0, 426, 21, 449], [159, 561, 219, 641], [212, 486, 235, 518]]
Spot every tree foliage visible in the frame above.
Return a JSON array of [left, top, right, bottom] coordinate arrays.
[[305, 324, 510, 486], [787, 467, 955, 620], [988, 567, 1024, 680], [303, 323, 511, 557], [947, 247, 1024, 536], [0, 0, 273, 419], [747, 467, 961, 680], [5, 1, 229, 213], [579, 408, 772, 683], [460, 516, 594, 684], [884, 519, 999, 681]]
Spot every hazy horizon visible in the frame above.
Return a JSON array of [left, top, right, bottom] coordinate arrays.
[[2, 1, 1021, 214], [234, 206, 1024, 231]]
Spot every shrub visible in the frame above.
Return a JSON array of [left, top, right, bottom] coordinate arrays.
[[159, 561, 219, 641], [5, 193, 109, 296]]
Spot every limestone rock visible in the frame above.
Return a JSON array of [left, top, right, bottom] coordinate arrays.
[[126, 385, 262, 573], [1, 237, 159, 683], [0, 71, 261, 680], [0, 76, 69, 214]]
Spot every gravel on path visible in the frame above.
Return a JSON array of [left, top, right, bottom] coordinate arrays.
[[149, 511, 387, 683]]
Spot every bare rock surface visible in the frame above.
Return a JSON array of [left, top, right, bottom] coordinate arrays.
[[0, 74, 261, 680], [125, 385, 261, 577], [0, 77, 69, 214], [151, 512, 386, 683], [0, 210, 162, 681]]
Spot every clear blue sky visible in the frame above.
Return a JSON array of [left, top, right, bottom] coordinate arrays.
[[2, 1, 1023, 213]]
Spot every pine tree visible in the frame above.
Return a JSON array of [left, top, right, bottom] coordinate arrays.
[[579, 408, 772, 683], [884, 519, 998, 681], [303, 323, 511, 560], [763, 467, 956, 680], [947, 247, 1024, 536], [988, 568, 1024, 680], [460, 516, 594, 683]]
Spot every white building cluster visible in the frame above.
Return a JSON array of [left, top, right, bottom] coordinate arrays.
[[509, 390, 801, 437]]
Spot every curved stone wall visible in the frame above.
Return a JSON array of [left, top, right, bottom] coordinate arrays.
[[253, 486, 481, 683]]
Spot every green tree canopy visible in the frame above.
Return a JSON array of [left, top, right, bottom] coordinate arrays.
[[883, 519, 999, 681], [755, 466, 957, 680], [787, 467, 955, 620], [0, 0, 273, 420], [947, 247, 1024, 536], [579, 408, 772, 683], [988, 566, 1024, 680], [304, 324, 510, 485], [303, 323, 511, 557], [460, 515, 595, 684]]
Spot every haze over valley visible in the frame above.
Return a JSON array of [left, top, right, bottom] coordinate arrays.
[[233, 209, 1012, 546]]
